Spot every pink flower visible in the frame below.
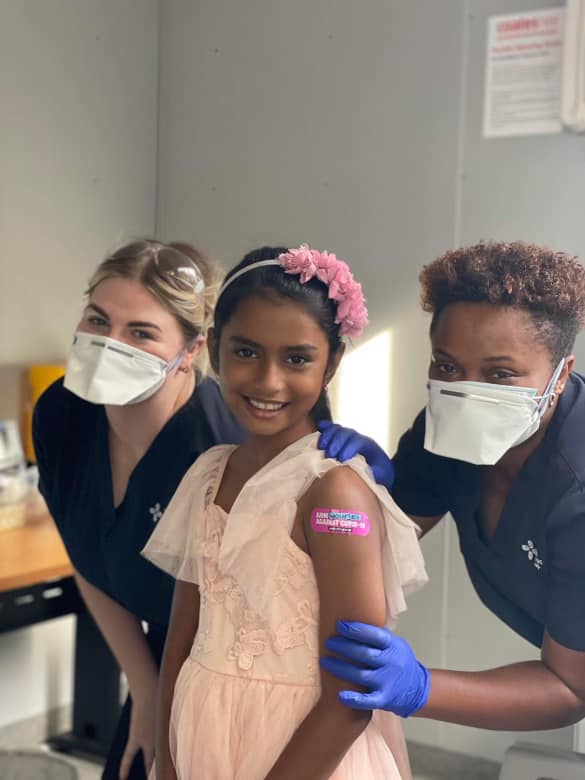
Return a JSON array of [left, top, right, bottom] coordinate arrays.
[[314, 252, 337, 284], [335, 283, 367, 338], [278, 244, 368, 339], [279, 245, 318, 284], [328, 265, 353, 299]]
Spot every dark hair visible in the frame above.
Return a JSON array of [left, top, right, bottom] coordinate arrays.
[[213, 246, 343, 423], [420, 241, 585, 363]]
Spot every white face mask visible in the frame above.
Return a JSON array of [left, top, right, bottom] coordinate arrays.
[[424, 359, 565, 465], [64, 331, 184, 406]]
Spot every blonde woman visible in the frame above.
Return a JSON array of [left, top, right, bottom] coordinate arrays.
[[33, 241, 245, 779]]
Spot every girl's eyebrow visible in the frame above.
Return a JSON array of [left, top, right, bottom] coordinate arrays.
[[229, 335, 318, 352], [229, 335, 262, 348], [286, 344, 318, 352]]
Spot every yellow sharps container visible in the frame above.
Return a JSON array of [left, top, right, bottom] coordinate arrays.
[[23, 364, 65, 463]]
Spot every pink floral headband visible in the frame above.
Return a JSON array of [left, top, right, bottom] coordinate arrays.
[[218, 244, 368, 338]]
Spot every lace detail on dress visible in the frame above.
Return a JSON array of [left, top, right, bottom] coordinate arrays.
[[196, 506, 319, 682], [201, 448, 234, 509], [272, 599, 318, 655], [274, 548, 313, 596], [199, 526, 238, 606], [192, 626, 213, 656]]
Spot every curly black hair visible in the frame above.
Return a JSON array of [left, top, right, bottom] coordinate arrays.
[[419, 241, 585, 362]]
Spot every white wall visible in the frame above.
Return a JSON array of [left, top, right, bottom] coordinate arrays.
[[0, 0, 159, 364], [157, 0, 584, 763], [0, 0, 158, 729]]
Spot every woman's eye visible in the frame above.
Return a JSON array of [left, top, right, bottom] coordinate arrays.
[[131, 329, 154, 341], [235, 347, 257, 359], [491, 371, 516, 382], [87, 316, 108, 328], [435, 362, 457, 375]]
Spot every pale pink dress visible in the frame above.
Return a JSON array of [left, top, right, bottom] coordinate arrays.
[[143, 433, 427, 780]]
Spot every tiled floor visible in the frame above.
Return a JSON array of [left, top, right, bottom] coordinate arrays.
[[51, 753, 102, 780], [19, 753, 443, 780], [59, 762, 458, 780], [408, 740, 500, 780], [3, 747, 500, 780], [0, 709, 499, 780], [0, 747, 102, 780]]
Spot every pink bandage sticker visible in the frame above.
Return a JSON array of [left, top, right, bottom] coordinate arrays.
[[310, 508, 371, 536]]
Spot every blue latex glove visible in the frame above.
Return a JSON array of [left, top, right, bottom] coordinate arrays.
[[317, 421, 395, 492], [320, 621, 430, 716]]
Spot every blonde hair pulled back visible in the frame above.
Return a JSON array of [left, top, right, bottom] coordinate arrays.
[[88, 239, 221, 370]]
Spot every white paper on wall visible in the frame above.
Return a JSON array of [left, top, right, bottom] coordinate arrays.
[[483, 8, 565, 138]]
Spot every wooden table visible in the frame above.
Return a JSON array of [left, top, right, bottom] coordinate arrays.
[[0, 512, 72, 591], [0, 511, 121, 761]]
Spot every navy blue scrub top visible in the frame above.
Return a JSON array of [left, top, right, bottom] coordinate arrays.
[[33, 377, 245, 631], [392, 372, 585, 653]]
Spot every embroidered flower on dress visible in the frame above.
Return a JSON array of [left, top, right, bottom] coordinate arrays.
[[273, 600, 317, 655], [228, 627, 269, 671], [274, 549, 312, 596], [521, 539, 543, 570], [278, 245, 368, 338]]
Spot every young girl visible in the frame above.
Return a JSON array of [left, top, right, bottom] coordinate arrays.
[[143, 245, 428, 779]]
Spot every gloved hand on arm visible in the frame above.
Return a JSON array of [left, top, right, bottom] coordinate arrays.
[[317, 422, 395, 493], [320, 621, 430, 717]]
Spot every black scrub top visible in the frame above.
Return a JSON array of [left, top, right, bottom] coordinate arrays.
[[392, 372, 585, 653], [33, 377, 245, 631]]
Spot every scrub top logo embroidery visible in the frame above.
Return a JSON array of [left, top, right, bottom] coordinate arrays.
[[149, 503, 163, 523], [521, 540, 543, 570]]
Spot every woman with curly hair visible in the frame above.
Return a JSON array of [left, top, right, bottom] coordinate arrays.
[[319, 241, 585, 732]]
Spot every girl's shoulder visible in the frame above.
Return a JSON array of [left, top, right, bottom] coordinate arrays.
[[177, 443, 237, 497], [301, 461, 381, 519]]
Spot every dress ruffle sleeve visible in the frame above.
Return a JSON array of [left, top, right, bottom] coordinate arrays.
[[141, 444, 236, 584]]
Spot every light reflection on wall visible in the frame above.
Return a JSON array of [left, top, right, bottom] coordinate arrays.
[[331, 330, 392, 452]]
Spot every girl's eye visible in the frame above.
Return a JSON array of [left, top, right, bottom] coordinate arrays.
[[235, 347, 257, 359], [287, 354, 310, 366], [490, 370, 516, 382]]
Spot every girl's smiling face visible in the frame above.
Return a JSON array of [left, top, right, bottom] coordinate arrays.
[[210, 293, 342, 445]]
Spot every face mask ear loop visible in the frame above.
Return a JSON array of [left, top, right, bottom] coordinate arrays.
[[166, 335, 205, 376], [166, 351, 186, 375], [536, 358, 566, 415]]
